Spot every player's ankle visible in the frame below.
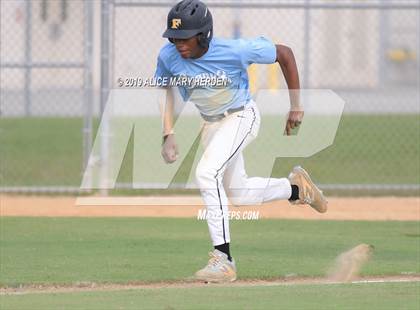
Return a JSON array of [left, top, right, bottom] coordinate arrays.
[[214, 243, 232, 262], [288, 184, 300, 201]]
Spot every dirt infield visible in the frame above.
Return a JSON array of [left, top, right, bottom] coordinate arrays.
[[1, 275, 419, 295], [0, 196, 419, 220]]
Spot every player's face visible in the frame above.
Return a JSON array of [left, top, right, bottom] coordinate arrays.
[[172, 36, 202, 59]]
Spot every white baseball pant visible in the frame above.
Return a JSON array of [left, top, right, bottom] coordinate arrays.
[[195, 101, 292, 246]]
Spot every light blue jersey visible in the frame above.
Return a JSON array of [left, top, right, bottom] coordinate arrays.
[[154, 37, 276, 116]]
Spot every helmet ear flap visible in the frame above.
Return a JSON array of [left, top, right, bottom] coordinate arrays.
[[197, 29, 212, 48], [197, 34, 205, 48]]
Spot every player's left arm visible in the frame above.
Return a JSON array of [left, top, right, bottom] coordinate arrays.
[[275, 44, 304, 135]]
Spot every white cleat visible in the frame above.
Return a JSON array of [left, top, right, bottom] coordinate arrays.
[[195, 249, 237, 283], [288, 166, 328, 213]]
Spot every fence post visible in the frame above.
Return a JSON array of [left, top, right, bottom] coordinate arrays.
[[100, 0, 111, 116], [100, 0, 111, 195], [24, 1, 32, 116], [378, 7, 388, 88], [303, 0, 311, 89], [83, 0, 94, 189]]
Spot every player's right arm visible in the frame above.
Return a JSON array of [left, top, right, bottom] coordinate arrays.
[[161, 86, 175, 136], [160, 87, 178, 164], [155, 50, 178, 164]]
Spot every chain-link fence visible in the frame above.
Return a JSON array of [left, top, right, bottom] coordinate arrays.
[[1, 0, 419, 194], [0, 0, 93, 192]]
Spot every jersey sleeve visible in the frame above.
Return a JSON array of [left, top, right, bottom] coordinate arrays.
[[154, 53, 172, 80], [239, 36, 277, 65]]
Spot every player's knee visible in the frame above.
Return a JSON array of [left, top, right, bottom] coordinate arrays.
[[195, 164, 219, 188]]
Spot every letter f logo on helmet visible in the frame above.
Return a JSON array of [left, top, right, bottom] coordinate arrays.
[[171, 18, 182, 29], [163, 0, 213, 48]]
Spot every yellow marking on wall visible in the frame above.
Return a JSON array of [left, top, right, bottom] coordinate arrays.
[[387, 49, 416, 62], [248, 64, 257, 95]]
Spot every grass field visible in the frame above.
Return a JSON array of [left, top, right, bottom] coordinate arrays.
[[1, 218, 419, 285], [1, 114, 419, 189], [1, 282, 419, 309], [0, 217, 419, 309]]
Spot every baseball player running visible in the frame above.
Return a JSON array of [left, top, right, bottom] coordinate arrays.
[[155, 0, 327, 283]]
